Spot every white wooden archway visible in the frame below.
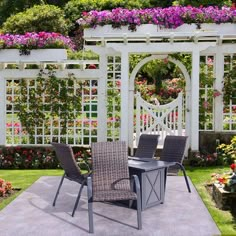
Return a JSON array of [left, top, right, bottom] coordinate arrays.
[[128, 55, 191, 151]]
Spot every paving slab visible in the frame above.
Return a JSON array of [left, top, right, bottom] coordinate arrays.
[[0, 176, 220, 236]]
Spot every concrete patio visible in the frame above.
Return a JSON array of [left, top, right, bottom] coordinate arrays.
[[0, 176, 220, 236]]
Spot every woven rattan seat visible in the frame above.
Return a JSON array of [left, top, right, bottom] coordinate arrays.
[[87, 141, 142, 233]]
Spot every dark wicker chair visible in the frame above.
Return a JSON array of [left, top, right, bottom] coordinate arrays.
[[134, 134, 159, 158], [159, 136, 191, 193], [51, 142, 90, 217], [87, 141, 142, 233]]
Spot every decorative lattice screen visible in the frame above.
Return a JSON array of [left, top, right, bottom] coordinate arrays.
[[106, 55, 121, 141], [223, 54, 236, 131], [6, 76, 98, 145], [199, 55, 215, 131]]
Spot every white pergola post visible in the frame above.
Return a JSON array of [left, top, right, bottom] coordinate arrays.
[[0, 76, 6, 145], [120, 51, 129, 142], [97, 52, 108, 141], [190, 49, 200, 151], [214, 46, 224, 131]]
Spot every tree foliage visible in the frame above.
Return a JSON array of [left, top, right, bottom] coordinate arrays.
[[0, 0, 70, 26], [2, 4, 68, 34], [173, 0, 232, 7]]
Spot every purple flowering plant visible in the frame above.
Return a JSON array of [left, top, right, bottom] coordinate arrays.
[[77, 6, 236, 31], [0, 32, 75, 50]]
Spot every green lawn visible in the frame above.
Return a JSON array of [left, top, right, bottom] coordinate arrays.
[[0, 169, 62, 210], [0, 167, 236, 235], [186, 166, 236, 235]]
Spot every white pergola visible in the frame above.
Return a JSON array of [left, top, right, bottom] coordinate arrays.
[[0, 24, 235, 152], [84, 23, 236, 151]]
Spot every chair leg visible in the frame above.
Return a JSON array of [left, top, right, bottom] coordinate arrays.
[[53, 173, 65, 207], [87, 177, 94, 233], [72, 181, 86, 217], [133, 175, 142, 230], [129, 177, 134, 208], [176, 163, 191, 193]]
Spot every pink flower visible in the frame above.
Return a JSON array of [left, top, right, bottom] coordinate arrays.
[[213, 90, 222, 97], [203, 101, 209, 109]]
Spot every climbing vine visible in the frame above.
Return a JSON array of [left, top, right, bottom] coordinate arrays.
[[15, 70, 82, 139]]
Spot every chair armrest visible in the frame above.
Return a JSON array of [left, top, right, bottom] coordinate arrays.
[[111, 177, 131, 189], [87, 176, 93, 200]]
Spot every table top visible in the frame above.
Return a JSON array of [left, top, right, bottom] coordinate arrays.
[[128, 156, 175, 171]]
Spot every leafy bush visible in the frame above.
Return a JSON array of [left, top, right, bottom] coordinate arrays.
[[188, 152, 223, 167], [217, 136, 236, 165], [0, 145, 91, 170], [0, 146, 58, 169], [2, 5, 68, 35], [0, 0, 42, 26], [189, 136, 236, 167], [174, 0, 232, 7]]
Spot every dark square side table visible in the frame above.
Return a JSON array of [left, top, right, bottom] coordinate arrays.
[[128, 157, 174, 210]]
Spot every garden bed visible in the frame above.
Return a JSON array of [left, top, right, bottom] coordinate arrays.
[[0, 188, 21, 203]]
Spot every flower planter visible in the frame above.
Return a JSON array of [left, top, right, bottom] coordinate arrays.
[[212, 183, 236, 213], [0, 49, 67, 62], [84, 23, 236, 38]]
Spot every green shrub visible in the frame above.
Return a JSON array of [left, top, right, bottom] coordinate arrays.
[[2, 5, 68, 34], [188, 152, 224, 167], [173, 0, 232, 7], [217, 136, 236, 165], [0, 0, 42, 26], [67, 49, 99, 60]]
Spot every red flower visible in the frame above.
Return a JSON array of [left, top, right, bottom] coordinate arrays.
[[88, 64, 96, 69], [230, 163, 236, 170], [217, 177, 227, 184]]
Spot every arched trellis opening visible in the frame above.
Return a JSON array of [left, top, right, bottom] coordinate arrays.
[[128, 55, 191, 152]]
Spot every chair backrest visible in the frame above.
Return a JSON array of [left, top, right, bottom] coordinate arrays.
[[134, 134, 159, 158], [91, 141, 130, 192], [160, 136, 188, 163], [51, 142, 82, 180]]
